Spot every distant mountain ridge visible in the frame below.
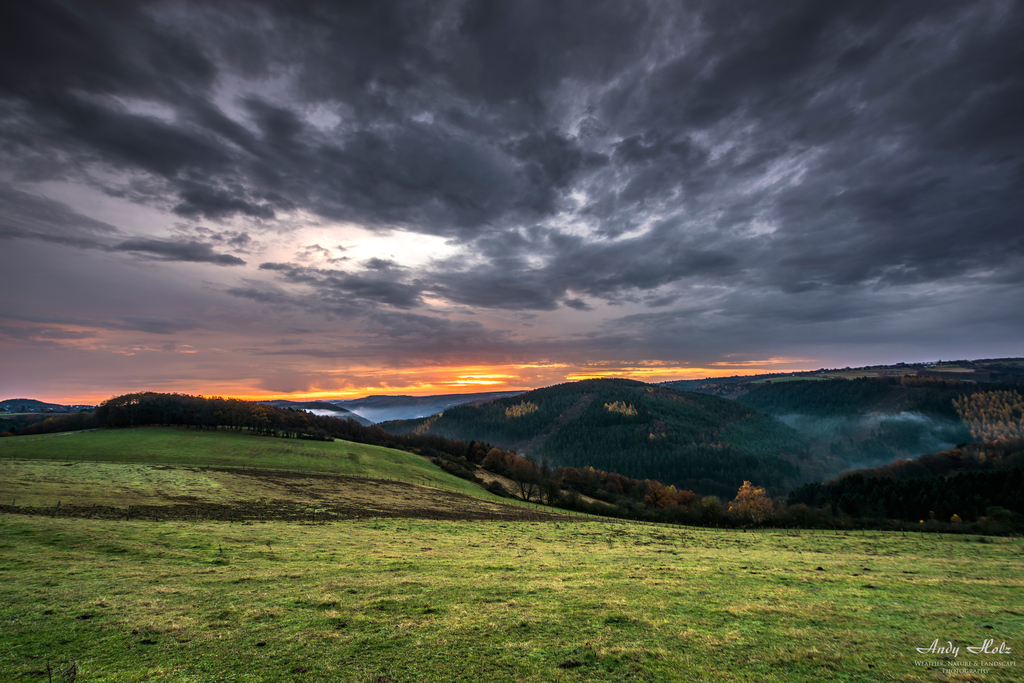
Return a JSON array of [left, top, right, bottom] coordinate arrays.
[[257, 400, 373, 426], [1, 398, 95, 413], [382, 378, 808, 498], [661, 357, 1024, 397], [327, 391, 526, 423]]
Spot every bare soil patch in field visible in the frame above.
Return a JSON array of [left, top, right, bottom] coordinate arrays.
[[0, 460, 573, 523]]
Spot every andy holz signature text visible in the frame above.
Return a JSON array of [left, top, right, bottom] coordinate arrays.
[[916, 639, 1012, 660]]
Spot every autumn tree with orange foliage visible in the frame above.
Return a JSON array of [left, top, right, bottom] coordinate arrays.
[[481, 447, 512, 472], [729, 481, 774, 524], [643, 481, 677, 508], [675, 488, 698, 509], [953, 390, 1024, 443]]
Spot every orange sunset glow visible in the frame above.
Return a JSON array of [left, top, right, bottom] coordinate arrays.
[[33, 361, 817, 406]]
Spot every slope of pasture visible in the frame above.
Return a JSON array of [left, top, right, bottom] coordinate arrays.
[[0, 427, 481, 495], [0, 460, 566, 523], [1, 516, 1021, 682], [0, 427, 577, 522]]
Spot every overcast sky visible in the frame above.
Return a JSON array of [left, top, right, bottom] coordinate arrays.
[[1, 0, 1022, 402]]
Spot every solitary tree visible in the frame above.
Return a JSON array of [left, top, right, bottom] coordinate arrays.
[[730, 481, 773, 524], [508, 456, 542, 502]]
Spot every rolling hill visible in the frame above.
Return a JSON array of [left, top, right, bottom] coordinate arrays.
[[257, 400, 373, 425], [0, 427, 563, 522], [329, 391, 526, 423], [735, 375, 993, 418], [0, 398, 95, 413], [661, 357, 1024, 396], [727, 377, 1024, 472], [382, 378, 810, 497]]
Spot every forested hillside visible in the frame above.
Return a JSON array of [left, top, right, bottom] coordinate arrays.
[[789, 439, 1024, 527], [736, 376, 998, 418], [721, 377, 1024, 472], [383, 379, 809, 497], [0, 411, 97, 437]]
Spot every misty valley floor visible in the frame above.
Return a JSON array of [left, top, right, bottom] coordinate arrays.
[[1, 516, 1021, 682]]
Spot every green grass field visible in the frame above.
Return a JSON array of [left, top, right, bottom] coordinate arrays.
[[1, 516, 1021, 682], [0, 427, 569, 527], [0, 427, 487, 497]]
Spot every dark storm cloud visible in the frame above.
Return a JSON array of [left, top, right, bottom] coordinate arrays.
[[0, 185, 248, 266], [113, 239, 246, 265], [1, 311, 202, 335], [582, 1, 1023, 290], [172, 225, 257, 253], [112, 316, 203, 335], [0, 325, 96, 344], [0, 185, 118, 248], [173, 183, 275, 220], [2, 0, 1022, 356], [0, 2, 215, 100], [506, 131, 609, 213], [257, 262, 424, 309], [0, 1, 647, 238], [426, 224, 741, 311], [563, 298, 591, 311]]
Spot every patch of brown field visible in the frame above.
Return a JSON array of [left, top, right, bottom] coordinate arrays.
[[471, 469, 517, 490], [2, 465, 579, 523]]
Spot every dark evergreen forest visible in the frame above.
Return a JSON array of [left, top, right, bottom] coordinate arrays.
[[737, 376, 1020, 419], [788, 438, 1024, 524], [790, 467, 1023, 524]]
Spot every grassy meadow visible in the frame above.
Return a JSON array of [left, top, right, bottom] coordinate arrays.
[[1, 517, 1021, 682], [1, 427, 1022, 681], [0, 427, 475, 491], [0, 428, 562, 523], [0, 427, 509, 501]]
